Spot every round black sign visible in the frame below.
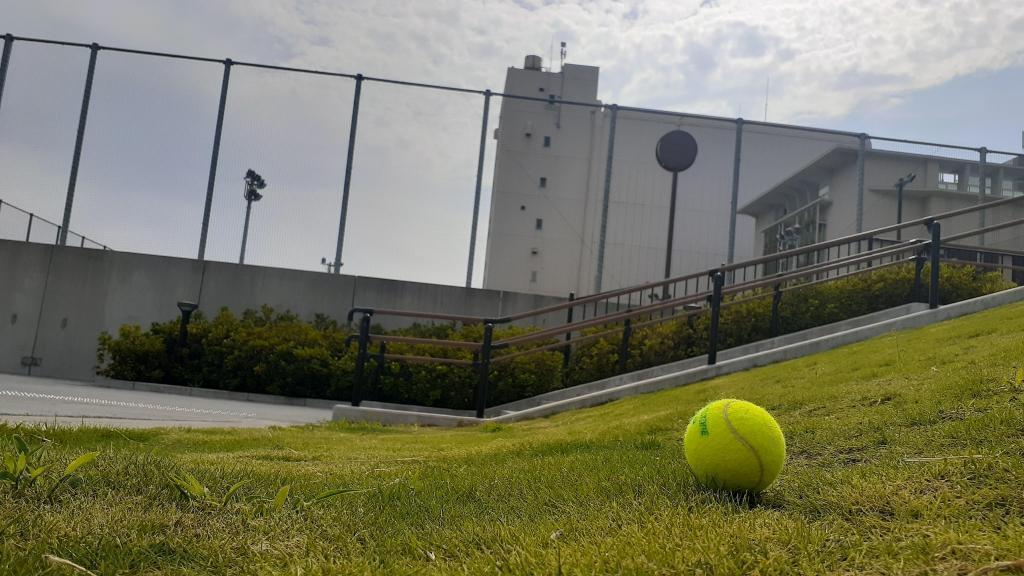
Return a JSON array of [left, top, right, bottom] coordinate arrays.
[[655, 130, 698, 173]]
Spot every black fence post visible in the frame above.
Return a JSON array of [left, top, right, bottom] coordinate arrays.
[[618, 318, 632, 373], [59, 43, 99, 247], [0, 34, 13, 118], [770, 282, 783, 337], [474, 322, 494, 418], [707, 270, 724, 365], [197, 59, 231, 261], [351, 312, 372, 406], [927, 220, 941, 309], [333, 73, 364, 274], [562, 291, 575, 374]]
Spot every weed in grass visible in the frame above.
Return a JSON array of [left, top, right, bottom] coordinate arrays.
[[0, 434, 99, 499]]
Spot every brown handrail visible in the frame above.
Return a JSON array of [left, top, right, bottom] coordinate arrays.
[[348, 307, 485, 324], [380, 354, 474, 367], [942, 216, 1024, 244], [495, 292, 709, 348], [777, 257, 916, 295], [721, 239, 924, 295], [721, 242, 923, 297], [370, 334, 481, 350], [497, 241, 929, 350]]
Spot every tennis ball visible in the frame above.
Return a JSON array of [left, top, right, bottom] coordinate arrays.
[[684, 399, 786, 492]]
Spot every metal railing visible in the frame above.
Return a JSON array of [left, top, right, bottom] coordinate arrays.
[[0, 198, 110, 250], [346, 196, 1024, 417]]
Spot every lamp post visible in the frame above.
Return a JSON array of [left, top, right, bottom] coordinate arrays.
[[176, 301, 198, 353], [239, 169, 267, 265], [654, 130, 698, 298], [894, 173, 916, 241]]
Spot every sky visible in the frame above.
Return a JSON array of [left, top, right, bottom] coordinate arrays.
[[1, 0, 1023, 286]]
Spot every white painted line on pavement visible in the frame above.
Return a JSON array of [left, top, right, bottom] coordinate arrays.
[[0, 389, 257, 418]]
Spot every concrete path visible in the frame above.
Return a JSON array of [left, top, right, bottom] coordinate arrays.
[[0, 374, 332, 428]]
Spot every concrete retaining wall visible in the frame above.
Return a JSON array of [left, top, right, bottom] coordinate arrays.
[[0, 239, 567, 382]]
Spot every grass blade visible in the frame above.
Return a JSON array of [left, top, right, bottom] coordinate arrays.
[[62, 452, 99, 478], [43, 554, 98, 575], [28, 465, 49, 481], [307, 487, 367, 504], [13, 435, 29, 456], [221, 480, 248, 507], [272, 485, 290, 511]]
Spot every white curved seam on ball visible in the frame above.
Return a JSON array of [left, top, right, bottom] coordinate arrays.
[[721, 400, 764, 490]]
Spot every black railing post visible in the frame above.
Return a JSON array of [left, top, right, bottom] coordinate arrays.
[[465, 89, 491, 287], [198, 58, 231, 260], [474, 322, 494, 418], [913, 252, 926, 302], [927, 220, 941, 309], [618, 318, 632, 373], [0, 34, 13, 118], [770, 282, 783, 337], [707, 270, 724, 365], [333, 73, 364, 275], [562, 291, 575, 374], [60, 43, 99, 246], [351, 312, 372, 406]]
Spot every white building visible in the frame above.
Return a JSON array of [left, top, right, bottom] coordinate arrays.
[[482, 56, 858, 297]]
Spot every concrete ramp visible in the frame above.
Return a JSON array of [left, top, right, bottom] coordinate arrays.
[[333, 287, 1024, 426]]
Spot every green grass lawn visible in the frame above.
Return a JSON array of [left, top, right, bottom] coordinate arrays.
[[3, 302, 1024, 575]]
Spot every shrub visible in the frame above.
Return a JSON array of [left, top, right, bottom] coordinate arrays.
[[97, 264, 1013, 410]]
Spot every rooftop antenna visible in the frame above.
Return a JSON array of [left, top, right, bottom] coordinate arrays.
[[548, 36, 554, 71], [560, 41, 567, 71], [763, 76, 770, 122]]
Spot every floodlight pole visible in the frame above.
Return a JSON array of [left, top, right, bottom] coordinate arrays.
[[239, 192, 254, 265], [239, 170, 266, 265]]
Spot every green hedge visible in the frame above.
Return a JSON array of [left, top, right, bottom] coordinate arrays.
[[97, 264, 1013, 410]]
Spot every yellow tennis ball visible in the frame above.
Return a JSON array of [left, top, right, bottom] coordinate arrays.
[[684, 399, 786, 493]]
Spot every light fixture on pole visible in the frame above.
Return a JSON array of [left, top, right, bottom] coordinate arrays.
[[239, 168, 267, 265], [894, 172, 916, 241], [654, 129, 699, 298], [320, 256, 341, 274]]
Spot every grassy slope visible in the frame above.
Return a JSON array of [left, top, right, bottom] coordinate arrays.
[[2, 302, 1024, 575]]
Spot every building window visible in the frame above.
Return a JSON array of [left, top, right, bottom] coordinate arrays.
[[938, 172, 958, 191], [530, 270, 538, 283], [535, 218, 543, 230], [539, 177, 547, 188], [543, 136, 551, 148]]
